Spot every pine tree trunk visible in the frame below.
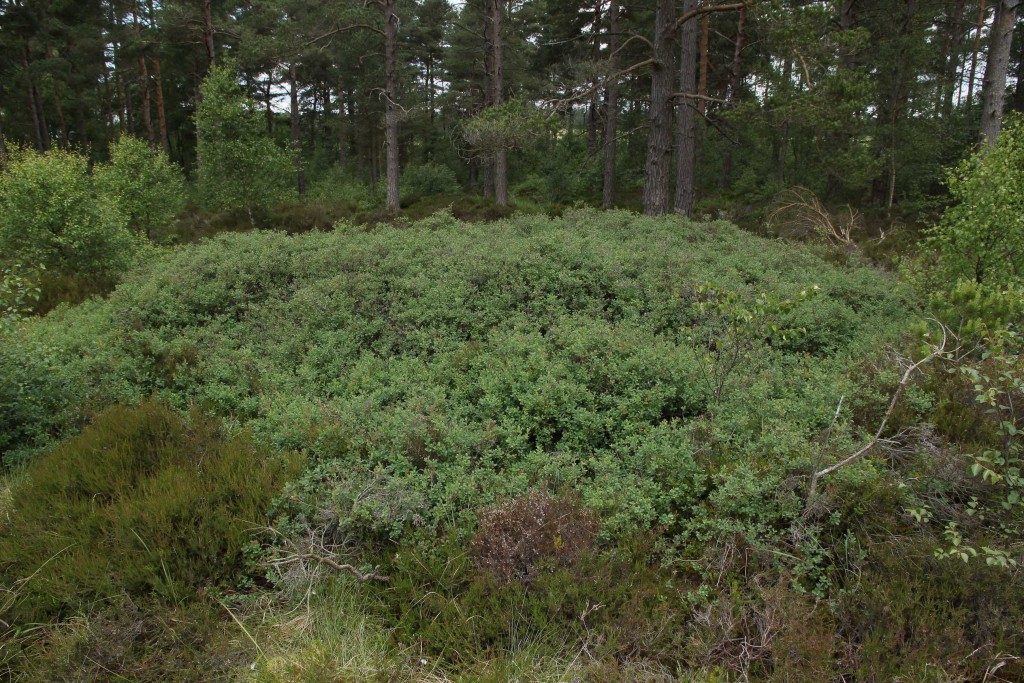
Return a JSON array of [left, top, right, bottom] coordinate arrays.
[[490, 0, 508, 207], [34, 82, 51, 151], [24, 50, 48, 151], [980, 0, 1021, 145], [939, 0, 968, 118], [147, 0, 170, 155], [76, 94, 90, 153], [100, 70, 115, 145], [602, 0, 620, 209], [383, 0, 401, 212], [53, 86, 70, 150], [134, 1, 155, 148], [289, 63, 306, 197], [674, 0, 700, 216], [482, 0, 495, 199], [152, 56, 170, 155], [586, 1, 601, 157], [1014, 27, 1024, 111], [203, 0, 216, 68], [968, 0, 988, 105], [26, 76, 44, 151], [337, 81, 348, 169], [697, 6, 710, 116], [776, 60, 792, 186], [720, 4, 746, 191], [643, 0, 676, 215]]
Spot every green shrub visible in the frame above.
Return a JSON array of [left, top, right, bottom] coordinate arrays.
[[0, 263, 42, 334], [94, 135, 187, 238], [195, 64, 295, 217], [401, 162, 461, 198], [928, 115, 1024, 287], [2, 211, 914, 533], [0, 401, 303, 625], [11, 596, 252, 683], [0, 147, 137, 278], [306, 171, 376, 208]]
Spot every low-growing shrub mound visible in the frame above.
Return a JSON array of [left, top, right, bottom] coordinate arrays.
[[2, 210, 914, 548], [0, 401, 302, 627], [5, 208, 1021, 679]]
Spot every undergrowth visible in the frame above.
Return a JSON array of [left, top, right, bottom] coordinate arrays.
[[3, 209, 1020, 679]]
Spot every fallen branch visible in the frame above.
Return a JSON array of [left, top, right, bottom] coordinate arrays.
[[808, 324, 949, 500], [272, 554, 389, 583]]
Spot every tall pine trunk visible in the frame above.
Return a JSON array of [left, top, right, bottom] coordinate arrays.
[[602, 0, 620, 209], [383, 0, 401, 212], [697, 7, 710, 116], [203, 0, 216, 68], [674, 0, 700, 216], [643, 0, 676, 215], [289, 63, 306, 197], [152, 56, 170, 155], [53, 85, 70, 150], [980, 0, 1021, 145], [337, 81, 348, 169], [968, 0, 988, 105], [134, 2, 156, 149], [490, 0, 508, 207], [720, 4, 746, 191], [147, 0, 170, 155], [1014, 28, 1024, 111]]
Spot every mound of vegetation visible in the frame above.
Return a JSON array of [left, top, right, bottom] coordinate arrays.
[[2, 209, 1021, 679]]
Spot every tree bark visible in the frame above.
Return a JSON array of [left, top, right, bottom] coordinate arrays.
[[75, 93, 90, 153], [147, 0, 170, 155], [383, 0, 401, 212], [587, 1, 601, 157], [482, 0, 495, 199], [968, 0, 988, 105], [289, 63, 306, 197], [490, 0, 508, 206], [980, 0, 1021, 145], [675, 0, 700, 216], [938, 0, 968, 118], [26, 75, 44, 151], [776, 59, 792, 186], [53, 85, 70, 150], [1014, 22, 1024, 111], [152, 56, 170, 154], [643, 0, 677, 215], [337, 81, 348, 169], [720, 3, 747, 191], [32, 79, 52, 151], [203, 0, 216, 68], [23, 50, 48, 151], [697, 6, 710, 116], [133, 2, 156, 149], [602, 0, 620, 209]]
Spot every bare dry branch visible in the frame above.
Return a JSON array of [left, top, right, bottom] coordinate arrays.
[[808, 323, 950, 500], [273, 554, 389, 583]]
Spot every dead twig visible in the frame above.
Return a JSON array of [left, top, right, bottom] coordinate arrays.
[[768, 186, 858, 246], [807, 322, 949, 501], [271, 553, 389, 583]]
